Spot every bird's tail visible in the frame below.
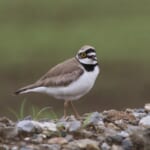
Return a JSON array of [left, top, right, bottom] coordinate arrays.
[[14, 83, 39, 95]]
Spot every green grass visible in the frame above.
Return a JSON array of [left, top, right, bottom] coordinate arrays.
[[8, 99, 58, 120]]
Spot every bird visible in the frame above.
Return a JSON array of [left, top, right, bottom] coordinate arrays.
[[15, 45, 100, 119]]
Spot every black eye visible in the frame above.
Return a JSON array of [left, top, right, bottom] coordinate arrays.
[[80, 52, 87, 58]]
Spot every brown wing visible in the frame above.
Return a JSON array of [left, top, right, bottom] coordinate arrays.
[[35, 58, 84, 87]]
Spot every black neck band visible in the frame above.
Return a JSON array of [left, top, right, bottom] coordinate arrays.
[[80, 63, 98, 72], [75, 56, 98, 72]]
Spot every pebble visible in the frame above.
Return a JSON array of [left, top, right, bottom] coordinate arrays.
[[117, 131, 129, 138], [111, 144, 123, 150], [139, 116, 150, 127], [57, 119, 81, 132], [0, 144, 9, 150], [0, 126, 18, 138], [17, 120, 57, 135], [40, 122, 57, 132], [40, 144, 61, 150], [101, 142, 111, 150], [11, 146, 19, 150], [122, 138, 133, 150], [144, 103, 150, 112], [48, 137, 68, 145], [17, 120, 42, 133], [84, 112, 104, 127], [68, 120, 81, 132], [64, 139, 100, 150], [1, 105, 150, 150]]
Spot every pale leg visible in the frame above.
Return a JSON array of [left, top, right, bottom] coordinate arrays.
[[70, 101, 80, 119], [64, 100, 69, 118]]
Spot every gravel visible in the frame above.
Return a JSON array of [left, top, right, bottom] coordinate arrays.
[[1, 104, 150, 150]]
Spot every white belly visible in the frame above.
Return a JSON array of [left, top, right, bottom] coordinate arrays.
[[26, 66, 100, 100]]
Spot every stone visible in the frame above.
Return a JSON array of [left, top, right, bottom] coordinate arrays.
[[144, 103, 150, 112], [84, 112, 104, 127], [114, 120, 127, 129], [139, 116, 150, 127], [20, 146, 39, 150], [68, 120, 81, 132], [31, 134, 44, 144], [57, 119, 81, 133], [0, 117, 14, 126], [17, 120, 57, 135], [101, 142, 111, 150], [0, 144, 9, 150], [48, 137, 68, 145], [17, 120, 42, 133], [110, 134, 124, 144], [40, 144, 61, 150], [104, 110, 136, 124], [111, 145, 123, 150], [76, 129, 93, 138], [122, 138, 133, 150], [117, 131, 129, 138], [0, 126, 18, 138], [64, 139, 100, 150], [11, 146, 19, 150], [65, 134, 73, 142], [40, 122, 57, 132]]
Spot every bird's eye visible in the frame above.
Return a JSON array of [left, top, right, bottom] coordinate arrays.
[[80, 52, 87, 58]]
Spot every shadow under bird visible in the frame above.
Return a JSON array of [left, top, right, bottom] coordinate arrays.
[[15, 45, 100, 119]]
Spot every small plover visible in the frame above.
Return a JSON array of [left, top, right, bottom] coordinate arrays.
[[15, 45, 100, 118]]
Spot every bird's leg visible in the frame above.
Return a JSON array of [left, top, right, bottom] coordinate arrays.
[[64, 100, 69, 118], [70, 101, 81, 119]]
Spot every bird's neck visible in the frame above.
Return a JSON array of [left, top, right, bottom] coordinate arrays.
[[80, 63, 98, 72]]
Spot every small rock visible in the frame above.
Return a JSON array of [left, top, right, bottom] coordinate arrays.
[[68, 120, 81, 132], [20, 145, 38, 150], [0, 117, 14, 126], [57, 119, 81, 132], [0, 126, 18, 138], [130, 129, 145, 150], [122, 138, 133, 150], [106, 123, 120, 130], [84, 112, 104, 127], [64, 139, 100, 150], [139, 116, 150, 127], [56, 121, 69, 131], [76, 129, 94, 138], [17, 120, 57, 135], [11, 146, 19, 150], [104, 110, 136, 123], [101, 142, 111, 150], [31, 134, 44, 144], [117, 131, 129, 138], [48, 137, 68, 145], [17, 120, 42, 133], [111, 144, 123, 150], [0, 144, 9, 150], [40, 144, 61, 150], [114, 120, 127, 129], [24, 137, 30, 141], [107, 135, 123, 145], [145, 103, 150, 112], [65, 134, 73, 142], [40, 122, 57, 132]]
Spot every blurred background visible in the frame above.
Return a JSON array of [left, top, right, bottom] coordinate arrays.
[[1, 0, 150, 119]]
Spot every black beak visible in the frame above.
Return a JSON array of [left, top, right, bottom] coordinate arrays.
[[91, 55, 97, 61]]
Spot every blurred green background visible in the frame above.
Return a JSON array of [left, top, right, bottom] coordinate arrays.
[[1, 0, 150, 118]]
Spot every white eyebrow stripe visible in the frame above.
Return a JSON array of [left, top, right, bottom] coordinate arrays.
[[87, 52, 96, 56]]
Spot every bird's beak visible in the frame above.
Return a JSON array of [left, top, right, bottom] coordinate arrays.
[[92, 55, 97, 61]]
